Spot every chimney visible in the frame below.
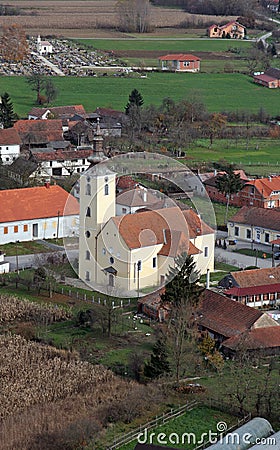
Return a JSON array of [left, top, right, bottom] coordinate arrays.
[[45, 182, 50, 189], [143, 189, 147, 202], [268, 176, 272, 182], [163, 229, 167, 245], [206, 269, 210, 289]]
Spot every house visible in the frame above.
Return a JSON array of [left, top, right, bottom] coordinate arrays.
[[13, 119, 64, 149], [30, 148, 92, 178], [228, 206, 280, 246], [79, 163, 215, 297], [116, 187, 164, 215], [238, 176, 280, 208], [208, 21, 246, 39], [196, 289, 278, 344], [37, 35, 53, 55], [137, 288, 171, 322], [7, 157, 38, 185], [253, 73, 279, 88], [116, 175, 138, 193], [0, 185, 79, 244], [267, 0, 279, 12], [28, 105, 86, 120], [203, 170, 248, 205], [0, 128, 21, 164], [158, 54, 200, 72], [219, 266, 280, 308], [0, 252, 9, 274]]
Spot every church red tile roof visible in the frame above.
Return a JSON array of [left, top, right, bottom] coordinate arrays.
[[0, 185, 79, 223]]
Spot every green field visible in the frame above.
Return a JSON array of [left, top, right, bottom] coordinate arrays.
[[76, 38, 251, 53], [2, 73, 280, 118]]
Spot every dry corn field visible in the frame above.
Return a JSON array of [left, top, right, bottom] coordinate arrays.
[[0, 294, 72, 323], [0, 1, 233, 37]]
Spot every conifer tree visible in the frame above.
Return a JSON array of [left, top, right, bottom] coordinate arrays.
[[144, 337, 170, 379], [125, 88, 144, 115], [0, 92, 18, 128]]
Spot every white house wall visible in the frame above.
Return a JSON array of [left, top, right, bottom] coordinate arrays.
[[228, 222, 279, 246], [0, 215, 78, 244], [0, 144, 20, 164]]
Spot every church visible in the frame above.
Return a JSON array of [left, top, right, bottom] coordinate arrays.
[[78, 127, 215, 297]]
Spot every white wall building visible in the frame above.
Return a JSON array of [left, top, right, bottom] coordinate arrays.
[[0, 128, 21, 164], [0, 252, 9, 274], [0, 185, 79, 244], [37, 35, 53, 55]]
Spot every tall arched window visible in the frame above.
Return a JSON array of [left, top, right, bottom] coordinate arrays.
[[86, 250, 90, 260], [86, 184, 91, 195], [104, 183, 109, 196], [86, 207, 91, 217]]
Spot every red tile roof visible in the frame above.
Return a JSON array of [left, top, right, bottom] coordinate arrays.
[[244, 176, 280, 197], [0, 128, 21, 145], [112, 206, 213, 253], [159, 53, 200, 61], [225, 283, 280, 297], [116, 176, 138, 191], [0, 185, 79, 223], [229, 206, 280, 232], [34, 149, 92, 162], [14, 119, 63, 134], [197, 290, 263, 338], [223, 326, 280, 350], [253, 74, 278, 83], [229, 266, 280, 288]]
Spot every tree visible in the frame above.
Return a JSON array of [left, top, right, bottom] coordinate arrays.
[[205, 112, 227, 146], [0, 92, 18, 128], [161, 254, 203, 384], [0, 23, 28, 62], [116, 0, 151, 33], [144, 336, 170, 379], [27, 73, 46, 105], [125, 88, 144, 115], [45, 79, 58, 105], [216, 164, 242, 223]]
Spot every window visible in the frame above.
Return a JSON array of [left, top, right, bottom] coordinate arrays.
[[265, 232, 270, 243], [49, 161, 52, 167], [85, 271, 90, 281], [152, 257, 157, 268], [102, 248, 106, 255], [85, 230, 91, 238], [109, 274, 114, 287], [4, 227, 8, 235], [82, 159, 85, 165], [110, 256, 114, 264], [137, 260, 142, 271], [14, 225, 18, 233], [204, 247, 208, 257], [86, 207, 91, 217], [23, 224, 28, 232], [122, 207, 127, 214], [86, 250, 90, 260], [246, 229, 251, 239], [183, 61, 190, 67], [86, 184, 91, 195], [234, 226, 239, 237], [104, 184, 109, 196]]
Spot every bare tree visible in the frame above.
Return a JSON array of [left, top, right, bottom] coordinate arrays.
[[116, 0, 151, 33], [0, 23, 28, 62]]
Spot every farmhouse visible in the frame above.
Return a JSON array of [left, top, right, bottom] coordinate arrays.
[[0, 185, 79, 244], [208, 21, 246, 39], [31, 148, 92, 177], [158, 54, 200, 72], [0, 128, 21, 164], [238, 176, 280, 208], [13, 119, 64, 149], [219, 266, 280, 308], [253, 67, 280, 88], [196, 289, 278, 343], [222, 326, 280, 356], [28, 105, 86, 120], [79, 163, 214, 296], [228, 206, 280, 246]]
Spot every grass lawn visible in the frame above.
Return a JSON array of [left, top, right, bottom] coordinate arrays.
[[75, 38, 251, 53], [182, 198, 239, 228], [214, 261, 239, 272], [233, 248, 272, 259], [3, 72, 280, 119], [119, 406, 236, 450], [0, 241, 52, 256]]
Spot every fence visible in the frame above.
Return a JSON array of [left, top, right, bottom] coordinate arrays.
[[106, 400, 199, 450]]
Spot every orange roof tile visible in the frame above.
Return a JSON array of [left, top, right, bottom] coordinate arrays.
[[229, 206, 280, 232], [245, 176, 280, 198], [0, 128, 21, 145], [0, 185, 79, 223], [229, 266, 280, 288], [28, 105, 86, 119], [159, 53, 200, 61]]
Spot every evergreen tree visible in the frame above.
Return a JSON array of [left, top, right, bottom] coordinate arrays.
[[125, 88, 144, 115], [144, 337, 170, 379], [0, 92, 18, 128]]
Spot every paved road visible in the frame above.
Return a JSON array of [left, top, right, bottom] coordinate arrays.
[[6, 249, 78, 271]]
